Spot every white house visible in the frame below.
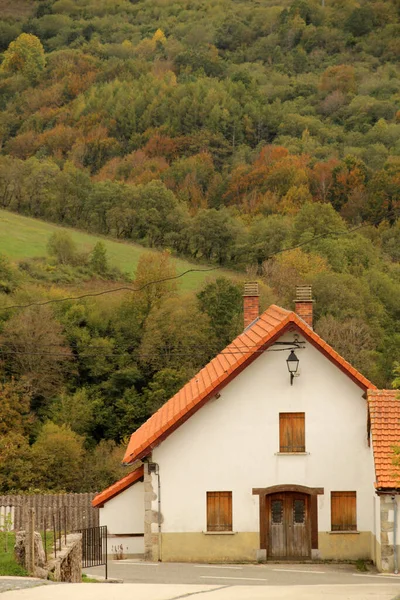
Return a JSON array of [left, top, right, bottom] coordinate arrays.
[[93, 284, 400, 572]]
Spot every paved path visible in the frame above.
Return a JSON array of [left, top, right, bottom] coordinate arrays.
[[0, 577, 53, 593], [1, 582, 400, 600], [85, 560, 400, 587]]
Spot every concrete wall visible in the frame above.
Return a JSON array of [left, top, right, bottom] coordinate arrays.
[[150, 331, 376, 562], [99, 481, 144, 558]]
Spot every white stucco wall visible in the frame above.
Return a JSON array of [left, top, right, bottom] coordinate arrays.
[[99, 481, 144, 534], [107, 535, 144, 557], [99, 481, 145, 557], [152, 331, 376, 536]]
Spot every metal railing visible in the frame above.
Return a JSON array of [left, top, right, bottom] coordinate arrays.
[[76, 525, 108, 580]]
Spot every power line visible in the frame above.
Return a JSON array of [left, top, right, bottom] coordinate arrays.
[[0, 207, 398, 314], [0, 344, 303, 359], [0, 266, 221, 313]]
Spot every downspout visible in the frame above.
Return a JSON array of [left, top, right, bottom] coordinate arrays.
[[393, 495, 398, 574]]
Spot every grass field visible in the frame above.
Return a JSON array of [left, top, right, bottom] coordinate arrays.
[[0, 533, 27, 577], [0, 210, 233, 292]]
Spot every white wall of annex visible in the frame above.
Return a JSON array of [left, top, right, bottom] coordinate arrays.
[[99, 481, 144, 534], [107, 535, 144, 557], [152, 332, 376, 534]]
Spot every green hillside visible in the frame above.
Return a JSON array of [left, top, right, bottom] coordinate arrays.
[[0, 209, 230, 291]]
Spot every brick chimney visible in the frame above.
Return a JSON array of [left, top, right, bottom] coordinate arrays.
[[243, 282, 259, 330], [295, 285, 314, 329]]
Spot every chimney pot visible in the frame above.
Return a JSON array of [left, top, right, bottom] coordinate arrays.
[[295, 285, 314, 329], [243, 282, 259, 330]]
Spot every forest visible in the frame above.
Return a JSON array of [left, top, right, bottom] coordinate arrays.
[[0, 0, 399, 491]]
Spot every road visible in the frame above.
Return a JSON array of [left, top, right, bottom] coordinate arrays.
[[85, 560, 399, 587], [1, 564, 399, 600]]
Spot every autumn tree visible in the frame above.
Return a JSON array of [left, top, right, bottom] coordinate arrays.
[[133, 251, 178, 318], [1, 33, 46, 82]]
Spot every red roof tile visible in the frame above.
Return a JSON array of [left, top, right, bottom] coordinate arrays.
[[368, 390, 400, 489], [123, 304, 376, 465], [92, 466, 144, 507]]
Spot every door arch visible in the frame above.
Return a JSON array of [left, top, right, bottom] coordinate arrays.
[[253, 485, 324, 560]]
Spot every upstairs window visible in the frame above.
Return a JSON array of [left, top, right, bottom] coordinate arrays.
[[207, 491, 232, 532], [331, 491, 357, 531], [279, 412, 305, 453]]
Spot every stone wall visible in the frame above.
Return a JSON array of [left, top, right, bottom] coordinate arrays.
[[143, 461, 160, 562], [14, 531, 46, 575], [379, 494, 399, 572], [47, 534, 82, 583]]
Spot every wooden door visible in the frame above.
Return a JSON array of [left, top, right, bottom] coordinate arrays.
[[267, 492, 310, 559]]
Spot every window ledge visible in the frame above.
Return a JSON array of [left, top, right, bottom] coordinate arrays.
[[275, 452, 310, 456], [328, 531, 360, 535], [203, 531, 237, 535]]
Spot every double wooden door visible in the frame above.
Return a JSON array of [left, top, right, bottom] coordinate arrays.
[[267, 492, 311, 559]]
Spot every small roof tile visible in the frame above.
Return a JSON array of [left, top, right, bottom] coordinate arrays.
[[92, 466, 144, 507], [368, 390, 400, 489]]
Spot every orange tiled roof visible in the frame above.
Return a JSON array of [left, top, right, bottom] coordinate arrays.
[[92, 466, 144, 507], [368, 390, 400, 489], [123, 304, 376, 465]]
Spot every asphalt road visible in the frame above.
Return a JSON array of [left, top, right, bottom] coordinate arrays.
[[84, 560, 400, 587]]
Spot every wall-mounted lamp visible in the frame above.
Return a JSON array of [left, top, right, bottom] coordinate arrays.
[[286, 350, 300, 385]]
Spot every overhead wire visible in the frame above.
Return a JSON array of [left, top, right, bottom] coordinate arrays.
[[0, 345, 303, 359]]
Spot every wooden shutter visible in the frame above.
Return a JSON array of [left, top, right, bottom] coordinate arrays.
[[279, 413, 305, 452], [207, 492, 232, 532], [331, 492, 357, 531]]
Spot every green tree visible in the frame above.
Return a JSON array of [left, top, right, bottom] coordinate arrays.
[[140, 294, 215, 373], [83, 440, 128, 492], [0, 433, 33, 492], [47, 231, 78, 265], [30, 422, 85, 491], [0, 381, 32, 436], [197, 277, 242, 347], [90, 241, 109, 275], [142, 368, 187, 414], [1, 33, 46, 82], [0, 306, 72, 403], [0, 254, 17, 294], [49, 389, 94, 436]]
